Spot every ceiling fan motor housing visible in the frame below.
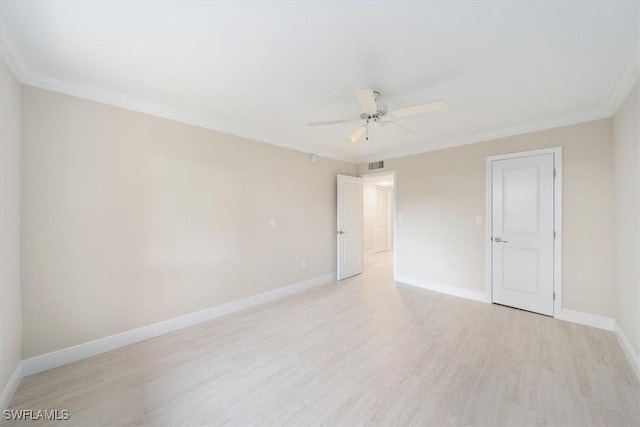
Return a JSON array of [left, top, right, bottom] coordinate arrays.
[[359, 92, 387, 123]]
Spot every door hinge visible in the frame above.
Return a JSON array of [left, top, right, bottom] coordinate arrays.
[[553, 292, 556, 301], [554, 169, 556, 178], [554, 230, 556, 239]]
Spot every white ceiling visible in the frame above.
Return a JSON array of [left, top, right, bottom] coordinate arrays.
[[1, 1, 638, 163]]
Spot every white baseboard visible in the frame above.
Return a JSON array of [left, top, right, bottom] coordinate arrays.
[[394, 275, 619, 333], [394, 275, 639, 383], [613, 320, 640, 381], [23, 273, 335, 377], [556, 308, 614, 331], [0, 361, 23, 410], [17, 270, 638, 390], [395, 275, 490, 303]]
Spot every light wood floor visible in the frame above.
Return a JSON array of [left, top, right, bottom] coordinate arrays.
[[6, 252, 640, 426]]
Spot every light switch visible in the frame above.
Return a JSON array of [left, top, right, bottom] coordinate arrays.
[[475, 215, 483, 225]]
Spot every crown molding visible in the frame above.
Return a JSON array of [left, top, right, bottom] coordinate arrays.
[[1, 20, 635, 166], [360, 44, 638, 164], [10, 59, 614, 167], [23, 73, 359, 164], [605, 43, 640, 115], [0, 22, 357, 164], [357, 106, 612, 164], [0, 23, 30, 83]]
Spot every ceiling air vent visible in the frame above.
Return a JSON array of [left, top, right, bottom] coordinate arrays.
[[368, 161, 384, 170]]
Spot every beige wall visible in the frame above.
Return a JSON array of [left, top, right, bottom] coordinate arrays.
[[613, 82, 640, 356], [13, 81, 628, 360], [21, 87, 356, 358], [358, 119, 615, 317], [0, 59, 23, 399]]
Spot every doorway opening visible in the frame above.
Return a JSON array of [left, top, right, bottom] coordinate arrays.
[[361, 172, 395, 275]]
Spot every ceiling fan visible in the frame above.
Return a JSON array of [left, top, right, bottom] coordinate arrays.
[[308, 89, 448, 143]]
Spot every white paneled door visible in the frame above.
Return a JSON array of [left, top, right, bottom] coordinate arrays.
[[492, 153, 555, 316], [337, 175, 363, 280]]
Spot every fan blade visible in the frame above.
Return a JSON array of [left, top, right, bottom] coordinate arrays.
[[354, 89, 378, 114], [383, 121, 416, 134], [307, 118, 356, 127], [348, 126, 367, 143], [389, 99, 448, 118]]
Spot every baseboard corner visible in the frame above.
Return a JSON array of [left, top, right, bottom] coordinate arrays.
[[556, 308, 614, 331], [613, 320, 640, 381], [0, 361, 23, 410]]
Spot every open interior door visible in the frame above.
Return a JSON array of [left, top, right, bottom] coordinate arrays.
[[337, 174, 363, 280]]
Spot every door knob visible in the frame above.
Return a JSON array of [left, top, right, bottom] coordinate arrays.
[[494, 237, 508, 243], [337, 230, 345, 235]]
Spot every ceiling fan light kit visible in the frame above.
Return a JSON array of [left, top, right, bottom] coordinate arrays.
[[307, 89, 448, 143]]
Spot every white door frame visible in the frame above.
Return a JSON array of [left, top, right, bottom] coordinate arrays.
[[485, 147, 563, 316], [337, 174, 363, 280], [359, 170, 397, 277]]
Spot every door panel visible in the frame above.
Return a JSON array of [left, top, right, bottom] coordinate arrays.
[[337, 175, 363, 280], [492, 153, 554, 316], [502, 247, 538, 294], [504, 167, 539, 233]]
